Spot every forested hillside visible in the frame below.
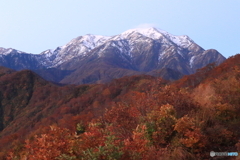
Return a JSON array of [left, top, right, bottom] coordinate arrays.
[[1, 54, 240, 159]]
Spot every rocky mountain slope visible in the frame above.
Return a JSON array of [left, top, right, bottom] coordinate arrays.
[[0, 27, 226, 84]]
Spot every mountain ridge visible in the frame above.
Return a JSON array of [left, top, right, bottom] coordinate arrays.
[[0, 27, 226, 84]]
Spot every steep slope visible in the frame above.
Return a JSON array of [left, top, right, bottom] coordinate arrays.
[[173, 53, 240, 89], [0, 67, 163, 155], [190, 49, 225, 71], [0, 70, 49, 132], [3, 54, 240, 159], [0, 27, 226, 84], [38, 34, 111, 68], [0, 48, 45, 70], [58, 27, 225, 84]]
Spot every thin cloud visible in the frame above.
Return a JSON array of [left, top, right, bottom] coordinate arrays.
[[135, 23, 158, 29]]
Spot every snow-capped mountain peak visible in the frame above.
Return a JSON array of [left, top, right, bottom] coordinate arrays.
[[0, 27, 226, 85], [0, 47, 24, 55], [18, 27, 210, 70], [61, 34, 111, 51], [114, 27, 194, 48], [38, 34, 111, 67], [114, 27, 164, 40]]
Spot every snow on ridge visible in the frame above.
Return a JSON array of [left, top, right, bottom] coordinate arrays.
[[80, 34, 111, 49], [118, 27, 194, 49], [0, 48, 27, 55], [25, 28, 196, 68], [59, 34, 111, 53], [119, 27, 164, 40], [38, 34, 111, 67], [107, 27, 195, 61], [40, 28, 194, 65], [40, 34, 111, 67], [0, 48, 13, 55], [155, 28, 194, 48], [3, 49, 12, 55]]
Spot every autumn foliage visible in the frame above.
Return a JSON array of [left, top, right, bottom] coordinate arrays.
[[1, 54, 240, 159]]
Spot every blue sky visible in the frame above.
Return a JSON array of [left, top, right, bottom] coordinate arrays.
[[0, 0, 239, 58]]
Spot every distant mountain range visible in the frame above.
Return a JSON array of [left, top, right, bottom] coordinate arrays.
[[0, 27, 226, 84]]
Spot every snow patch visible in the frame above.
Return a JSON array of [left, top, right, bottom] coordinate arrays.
[[0, 48, 17, 55], [177, 50, 184, 58], [5, 49, 13, 55], [189, 56, 196, 68]]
